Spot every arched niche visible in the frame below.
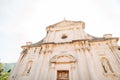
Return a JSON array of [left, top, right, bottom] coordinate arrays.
[[100, 57, 114, 74], [22, 60, 33, 76]]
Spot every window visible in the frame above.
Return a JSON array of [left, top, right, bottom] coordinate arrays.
[[61, 34, 67, 39], [57, 70, 69, 80]]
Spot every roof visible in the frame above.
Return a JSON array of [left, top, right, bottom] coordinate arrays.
[[22, 37, 119, 47]]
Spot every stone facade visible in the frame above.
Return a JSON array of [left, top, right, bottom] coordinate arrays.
[[10, 20, 120, 80]]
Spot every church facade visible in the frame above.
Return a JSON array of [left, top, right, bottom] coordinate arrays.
[[10, 20, 120, 80]]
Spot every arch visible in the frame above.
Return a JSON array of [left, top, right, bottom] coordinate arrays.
[[50, 54, 76, 63]]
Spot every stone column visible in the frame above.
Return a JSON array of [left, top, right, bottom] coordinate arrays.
[[40, 49, 52, 79], [33, 46, 45, 80], [75, 44, 90, 80], [91, 43, 106, 80], [29, 47, 41, 80], [71, 63, 78, 80], [84, 44, 98, 80], [48, 63, 56, 80]]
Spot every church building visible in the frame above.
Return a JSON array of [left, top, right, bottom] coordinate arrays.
[[10, 20, 120, 80]]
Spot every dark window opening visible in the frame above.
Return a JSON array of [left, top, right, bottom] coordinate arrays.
[[102, 65, 107, 73], [27, 67, 31, 73], [118, 47, 120, 50], [61, 34, 67, 39]]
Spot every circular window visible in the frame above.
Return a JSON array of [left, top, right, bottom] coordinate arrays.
[[61, 34, 67, 39]]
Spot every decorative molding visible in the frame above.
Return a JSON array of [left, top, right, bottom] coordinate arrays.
[[50, 54, 76, 63]]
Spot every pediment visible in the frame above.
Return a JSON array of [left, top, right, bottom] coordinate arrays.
[[50, 54, 76, 63], [47, 20, 85, 29]]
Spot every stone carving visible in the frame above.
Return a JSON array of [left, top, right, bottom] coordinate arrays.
[[50, 55, 76, 63], [10, 20, 120, 80]]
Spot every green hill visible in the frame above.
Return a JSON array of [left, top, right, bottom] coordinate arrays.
[[2, 63, 15, 72]]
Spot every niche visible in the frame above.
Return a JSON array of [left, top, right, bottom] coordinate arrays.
[[101, 57, 114, 74], [23, 60, 33, 76]]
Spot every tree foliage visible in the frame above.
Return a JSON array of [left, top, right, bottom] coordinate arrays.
[[0, 62, 10, 80], [0, 72, 9, 80], [0, 63, 3, 76]]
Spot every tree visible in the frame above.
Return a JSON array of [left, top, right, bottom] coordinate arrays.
[[0, 62, 10, 80], [0, 72, 9, 80], [0, 62, 3, 76]]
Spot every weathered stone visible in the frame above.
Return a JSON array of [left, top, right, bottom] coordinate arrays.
[[10, 20, 120, 80]]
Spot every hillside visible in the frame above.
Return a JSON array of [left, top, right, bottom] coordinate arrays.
[[2, 63, 15, 72]]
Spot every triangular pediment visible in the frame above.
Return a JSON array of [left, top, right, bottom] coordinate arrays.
[[47, 20, 85, 29]]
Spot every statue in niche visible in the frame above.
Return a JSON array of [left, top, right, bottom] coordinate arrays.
[[101, 58, 113, 74]]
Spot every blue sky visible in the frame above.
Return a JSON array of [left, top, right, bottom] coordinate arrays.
[[0, 0, 120, 63]]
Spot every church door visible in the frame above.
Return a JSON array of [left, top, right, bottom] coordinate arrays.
[[57, 70, 69, 80]]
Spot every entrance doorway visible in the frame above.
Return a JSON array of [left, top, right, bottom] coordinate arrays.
[[57, 70, 69, 80]]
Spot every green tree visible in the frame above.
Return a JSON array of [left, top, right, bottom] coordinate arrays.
[[0, 62, 10, 80], [0, 62, 3, 76], [0, 63, 2, 71], [0, 72, 9, 80]]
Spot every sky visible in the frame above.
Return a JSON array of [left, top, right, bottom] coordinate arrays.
[[0, 0, 120, 63]]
